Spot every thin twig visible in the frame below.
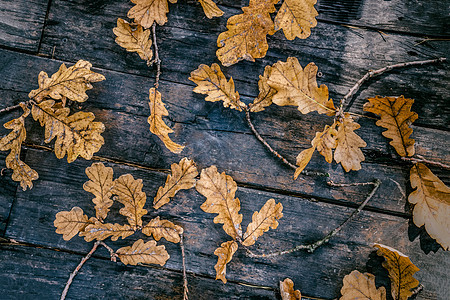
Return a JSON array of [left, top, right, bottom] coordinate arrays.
[[411, 283, 424, 297], [401, 155, 450, 170], [151, 22, 161, 89], [98, 241, 117, 262], [0, 103, 23, 114], [246, 179, 381, 258], [180, 234, 189, 300], [327, 180, 375, 187]]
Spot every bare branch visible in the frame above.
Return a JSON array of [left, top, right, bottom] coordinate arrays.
[[402, 155, 450, 170], [150, 22, 161, 89], [180, 234, 189, 300]]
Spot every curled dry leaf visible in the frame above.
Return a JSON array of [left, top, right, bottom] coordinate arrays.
[[81, 221, 134, 242], [340, 270, 386, 300], [113, 18, 153, 63], [189, 63, 245, 111], [374, 244, 420, 300], [127, 0, 178, 28], [142, 216, 183, 243], [116, 239, 170, 266], [364, 96, 418, 157], [275, 0, 318, 40], [147, 88, 185, 153], [249, 65, 276, 113], [197, 0, 224, 18], [280, 278, 302, 300], [214, 240, 238, 283], [409, 163, 450, 250], [153, 157, 198, 209], [83, 162, 114, 221], [54, 207, 94, 241]]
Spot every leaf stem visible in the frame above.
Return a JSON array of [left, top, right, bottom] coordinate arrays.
[[401, 155, 450, 170], [180, 234, 189, 300], [151, 22, 161, 90], [0, 103, 23, 114]]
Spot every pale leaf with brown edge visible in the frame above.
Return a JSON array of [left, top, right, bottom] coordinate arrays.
[[112, 174, 148, 229], [340, 270, 386, 300], [127, 0, 177, 28], [116, 239, 169, 266], [189, 63, 245, 111], [214, 240, 238, 283], [409, 163, 450, 250], [334, 113, 366, 172], [280, 278, 302, 300], [28, 60, 105, 103], [147, 88, 185, 153], [198, 0, 224, 18], [275, 0, 318, 40], [83, 162, 114, 221], [242, 199, 283, 246], [216, 0, 278, 66], [142, 216, 183, 243], [54, 207, 94, 241], [80, 221, 135, 242], [153, 157, 198, 210], [374, 244, 420, 300], [0, 104, 38, 190], [31, 100, 105, 163], [113, 18, 153, 63], [196, 166, 243, 240], [249, 65, 276, 113], [364, 96, 417, 157], [267, 57, 336, 115]]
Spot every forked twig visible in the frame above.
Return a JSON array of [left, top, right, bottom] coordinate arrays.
[[180, 234, 189, 300], [401, 155, 450, 170]]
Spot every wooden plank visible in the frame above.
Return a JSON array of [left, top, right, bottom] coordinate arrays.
[[4, 149, 449, 299], [0, 152, 18, 235]]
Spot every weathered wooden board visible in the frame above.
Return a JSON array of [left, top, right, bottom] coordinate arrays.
[[0, 152, 18, 235]]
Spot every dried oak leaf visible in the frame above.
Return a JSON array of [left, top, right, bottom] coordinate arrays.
[[116, 239, 170, 266], [153, 157, 198, 209], [142, 216, 183, 243], [267, 57, 335, 115], [216, 0, 278, 66], [54, 207, 94, 241], [81, 221, 135, 242], [127, 0, 177, 28], [409, 163, 450, 250], [0, 104, 38, 190], [280, 278, 302, 300], [83, 162, 114, 221], [340, 270, 386, 300], [189, 63, 245, 111], [31, 100, 105, 163], [28, 60, 105, 103], [147, 88, 185, 153], [198, 0, 224, 18], [196, 165, 243, 240], [374, 244, 420, 300], [275, 0, 318, 40], [214, 240, 238, 283], [249, 65, 276, 113], [113, 18, 153, 63], [364, 96, 418, 157], [242, 199, 283, 246], [112, 174, 148, 229]]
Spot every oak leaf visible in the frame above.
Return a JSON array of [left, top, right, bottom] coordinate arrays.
[[364, 96, 418, 157], [127, 0, 178, 28], [280, 278, 302, 300], [249, 65, 276, 113], [54, 207, 94, 241], [340, 270, 386, 300], [275, 0, 318, 40], [116, 239, 170, 266], [409, 163, 450, 250], [113, 18, 153, 64], [198, 0, 224, 18], [142, 216, 183, 243], [81, 221, 135, 242], [189, 63, 245, 111], [147, 88, 185, 153], [214, 240, 238, 283], [153, 157, 198, 209], [374, 244, 420, 300], [83, 162, 114, 221]]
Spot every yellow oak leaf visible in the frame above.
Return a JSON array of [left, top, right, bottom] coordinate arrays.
[[117, 239, 170, 266], [83, 162, 114, 221], [127, 0, 178, 28], [249, 65, 276, 113], [275, 0, 318, 40], [153, 157, 198, 209], [80, 221, 135, 242], [54, 207, 94, 241], [214, 240, 238, 283], [409, 163, 450, 250], [242, 199, 283, 246], [280, 278, 302, 300], [374, 244, 420, 300], [142, 216, 183, 243], [113, 18, 153, 64], [189, 63, 245, 111], [340, 270, 386, 300], [198, 0, 224, 18], [364, 96, 418, 157]]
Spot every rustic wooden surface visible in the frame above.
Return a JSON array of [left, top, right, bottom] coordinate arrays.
[[0, 0, 449, 299]]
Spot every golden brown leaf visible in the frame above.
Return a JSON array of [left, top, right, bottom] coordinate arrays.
[[189, 63, 245, 111], [116, 239, 170, 266], [249, 65, 276, 113], [113, 18, 153, 63], [340, 270, 386, 300], [216, 0, 278, 66], [81, 221, 135, 242], [409, 163, 450, 250], [142, 216, 183, 243], [275, 0, 318, 40], [0, 105, 38, 190], [31, 100, 105, 163], [112, 174, 148, 229], [334, 113, 366, 172], [267, 57, 335, 115], [280, 278, 302, 300], [364, 96, 418, 157], [127, 0, 178, 28], [54, 207, 94, 241], [147, 88, 185, 153], [374, 244, 420, 300], [153, 157, 198, 209], [214, 240, 238, 283], [196, 166, 243, 240], [28, 60, 105, 103], [242, 199, 283, 246], [198, 0, 224, 18], [83, 163, 114, 221]]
